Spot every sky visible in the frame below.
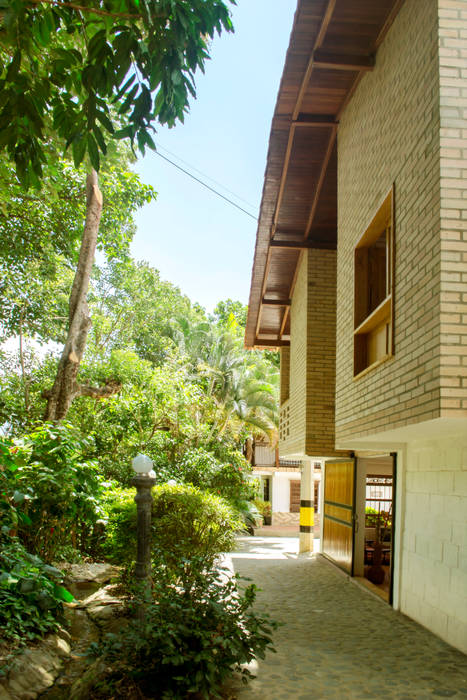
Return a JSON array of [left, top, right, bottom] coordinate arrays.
[[131, 1, 297, 313]]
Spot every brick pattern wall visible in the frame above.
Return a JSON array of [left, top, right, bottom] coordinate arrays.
[[335, 0, 442, 444], [280, 252, 307, 456], [279, 249, 346, 458], [401, 433, 467, 653], [306, 248, 346, 457], [280, 346, 290, 405], [438, 0, 467, 417]]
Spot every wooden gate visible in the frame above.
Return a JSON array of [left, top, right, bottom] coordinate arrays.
[[322, 459, 356, 574]]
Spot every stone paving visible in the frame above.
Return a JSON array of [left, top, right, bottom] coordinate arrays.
[[224, 537, 467, 700]]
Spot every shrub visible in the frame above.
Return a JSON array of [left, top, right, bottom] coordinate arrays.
[[102, 483, 242, 572], [0, 539, 72, 647], [152, 483, 242, 573], [92, 566, 277, 699], [7, 423, 108, 561], [101, 487, 136, 566], [167, 446, 256, 511]]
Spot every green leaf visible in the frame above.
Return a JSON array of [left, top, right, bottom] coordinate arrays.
[[87, 132, 100, 170], [118, 84, 138, 115], [92, 124, 107, 155], [18, 512, 32, 526], [53, 585, 74, 603], [96, 110, 114, 134], [72, 136, 86, 168]]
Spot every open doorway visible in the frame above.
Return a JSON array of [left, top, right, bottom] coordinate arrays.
[[354, 456, 395, 603]]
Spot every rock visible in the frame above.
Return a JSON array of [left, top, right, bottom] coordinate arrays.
[[69, 659, 108, 700], [60, 563, 120, 585], [0, 684, 12, 700], [44, 634, 71, 659], [78, 585, 124, 625], [1, 582, 125, 699], [2, 630, 71, 700]]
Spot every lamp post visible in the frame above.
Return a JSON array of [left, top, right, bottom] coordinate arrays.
[[131, 453, 156, 618]]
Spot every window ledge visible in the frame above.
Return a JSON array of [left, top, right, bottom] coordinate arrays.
[[353, 353, 393, 381], [354, 295, 391, 336]]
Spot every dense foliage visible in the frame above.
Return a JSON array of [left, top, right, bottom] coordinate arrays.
[[0, 436, 74, 652], [0, 540, 70, 646], [103, 482, 241, 571], [92, 567, 276, 700], [0, 0, 234, 187], [0, 0, 280, 692]]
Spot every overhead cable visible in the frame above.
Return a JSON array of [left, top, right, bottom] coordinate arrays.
[[154, 150, 258, 221], [156, 142, 257, 210]]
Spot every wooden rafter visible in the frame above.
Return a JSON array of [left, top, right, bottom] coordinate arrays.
[[294, 113, 338, 127], [262, 298, 291, 307], [272, 125, 296, 229], [273, 114, 338, 130], [312, 49, 374, 72], [270, 240, 314, 250], [293, 0, 337, 120], [254, 339, 289, 348], [279, 306, 290, 340], [303, 126, 338, 240]]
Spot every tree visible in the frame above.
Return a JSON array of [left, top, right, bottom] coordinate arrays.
[[88, 259, 199, 365], [0, 1, 234, 185], [0, 0, 234, 420], [212, 299, 247, 331], [0, 154, 154, 343]]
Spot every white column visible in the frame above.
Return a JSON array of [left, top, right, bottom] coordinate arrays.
[[299, 458, 314, 553]]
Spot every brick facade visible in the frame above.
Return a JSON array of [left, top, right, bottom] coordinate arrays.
[[438, 0, 467, 416], [335, 0, 444, 444], [280, 249, 347, 458], [269, 0, 467, 654]]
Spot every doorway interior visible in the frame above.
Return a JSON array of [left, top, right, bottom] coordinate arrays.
[[354, 456, 395, 602]]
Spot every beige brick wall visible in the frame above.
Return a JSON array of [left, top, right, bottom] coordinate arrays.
[[306, 248, 345, 456], [401, 433, 467, 654], [438, 0, 467, 416], [280, 252, 308, 455], [336, 0, 443, 443], [280, 249, 346, 458], [280, 346, 290, 405]]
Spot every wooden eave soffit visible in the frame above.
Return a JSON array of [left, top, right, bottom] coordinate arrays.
[[253, 2, 377, 348]]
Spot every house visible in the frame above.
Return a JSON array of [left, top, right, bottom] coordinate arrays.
[[245, 0, 467, 654], [250, 440, 321, 527]]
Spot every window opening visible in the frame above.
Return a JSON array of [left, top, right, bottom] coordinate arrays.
[[354, 186, 394, 377]]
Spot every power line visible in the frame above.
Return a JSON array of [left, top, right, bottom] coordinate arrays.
[[154, 150, 258, 221], [156, 142, 257, 210]]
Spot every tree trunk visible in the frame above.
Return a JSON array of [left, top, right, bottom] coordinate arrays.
[[44, 170, 120, 421]]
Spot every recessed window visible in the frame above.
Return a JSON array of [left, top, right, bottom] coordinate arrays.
[[354, 187, 394, 377]]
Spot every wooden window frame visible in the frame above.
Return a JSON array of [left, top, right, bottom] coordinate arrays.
[[289, 479, 301, 513], [353, 186, 395, 378]]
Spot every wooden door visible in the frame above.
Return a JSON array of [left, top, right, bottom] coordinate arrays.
[[289, 480, 301, 513], [322, 459, 356, 574]]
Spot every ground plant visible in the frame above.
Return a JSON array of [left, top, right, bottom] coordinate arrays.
[[0, 539, 71, 648], [91, 563, 277, 699], [6, 423, 107, 562]]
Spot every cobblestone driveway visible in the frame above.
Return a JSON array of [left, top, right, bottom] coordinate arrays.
[[224, 537, 467, 700]]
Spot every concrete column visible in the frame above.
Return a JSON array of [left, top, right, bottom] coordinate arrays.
[[299, 458, 314, 553]]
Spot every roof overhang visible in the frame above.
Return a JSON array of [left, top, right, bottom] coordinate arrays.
[[245, 0, 404, 350]]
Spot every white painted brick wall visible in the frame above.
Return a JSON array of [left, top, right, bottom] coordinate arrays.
[[401, 433, 467, 653]]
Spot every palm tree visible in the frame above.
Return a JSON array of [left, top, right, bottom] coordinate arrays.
[[169, 315, 279, 447]]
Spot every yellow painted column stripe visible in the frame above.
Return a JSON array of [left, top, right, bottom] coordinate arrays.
[[300, 506, 314, 528]]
